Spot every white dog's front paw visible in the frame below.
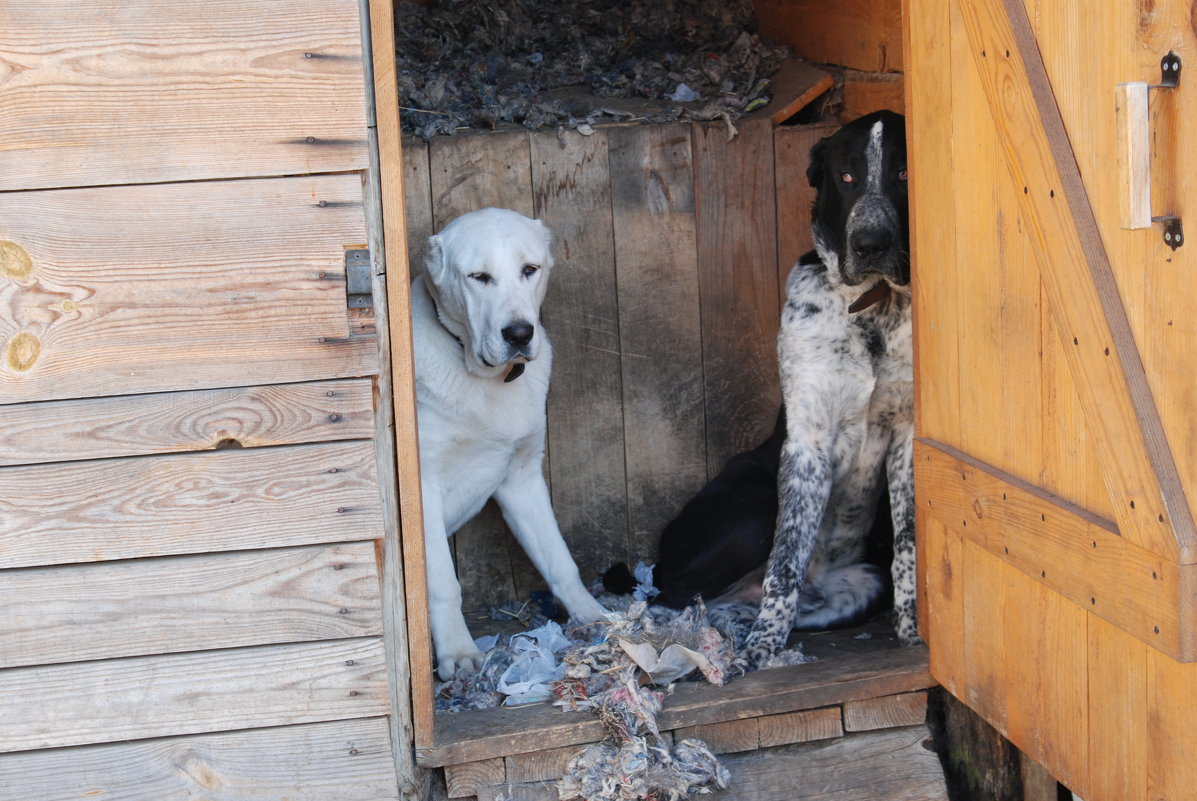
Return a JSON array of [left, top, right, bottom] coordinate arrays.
[[566, 592, 612, 625], [435, 640, 485, 681]]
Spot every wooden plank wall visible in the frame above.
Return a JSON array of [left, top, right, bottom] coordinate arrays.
[[0, 1, 412, 798], [401, 119, 838, 615], [907, 0, 1197, 798]]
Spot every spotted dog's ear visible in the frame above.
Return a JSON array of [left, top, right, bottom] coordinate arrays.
[[424, 234, 446, 284], [806, 137, 829, 189]]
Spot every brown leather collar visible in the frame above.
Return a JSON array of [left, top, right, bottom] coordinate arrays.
[[848, 281, 894, 314]]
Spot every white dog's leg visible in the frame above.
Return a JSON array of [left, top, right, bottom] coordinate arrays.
[[422, 479, 485, 680], [494, 449, 610, 624]]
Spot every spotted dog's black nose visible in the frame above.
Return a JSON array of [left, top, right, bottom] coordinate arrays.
[[851, 228, 894, 262], [502, 321, 534, 348]]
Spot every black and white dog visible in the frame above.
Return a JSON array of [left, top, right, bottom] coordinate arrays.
[[741, 110, 919, 666]]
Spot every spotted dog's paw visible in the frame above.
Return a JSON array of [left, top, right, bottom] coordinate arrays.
[[741, 628, 787, 670], [894, 615, 923, 646]]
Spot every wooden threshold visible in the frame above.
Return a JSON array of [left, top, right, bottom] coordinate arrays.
[[418, 620, 932, 768]]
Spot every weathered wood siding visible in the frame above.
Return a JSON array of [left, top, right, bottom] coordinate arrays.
[[908, 0, 1197, 798], [401, 119, 836, 618], [0, 1, 412, 798]]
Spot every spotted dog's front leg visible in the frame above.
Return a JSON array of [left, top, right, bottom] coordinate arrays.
[[742, 437, 832, 668], [886, 420, 921, 645]]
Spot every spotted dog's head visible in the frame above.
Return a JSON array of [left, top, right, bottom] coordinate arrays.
[[424, 207, 554, 380], [807, 110, 909, 288]]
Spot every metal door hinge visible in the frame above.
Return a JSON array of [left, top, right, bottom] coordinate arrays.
[[345, 248, 373, 308]]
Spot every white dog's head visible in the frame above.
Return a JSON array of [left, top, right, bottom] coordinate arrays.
[[424, 207, 555, 379]]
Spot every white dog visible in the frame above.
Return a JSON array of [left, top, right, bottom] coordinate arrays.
[[411, 207, 610, 680]]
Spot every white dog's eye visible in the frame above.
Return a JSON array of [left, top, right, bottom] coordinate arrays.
[[522, 264, 540, 278], [468, 272, 493, 285], [840, 171, 854, 184]]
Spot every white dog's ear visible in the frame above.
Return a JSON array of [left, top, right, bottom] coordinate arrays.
[[425, 234, 446, 283], [534, 219, 554, 253]]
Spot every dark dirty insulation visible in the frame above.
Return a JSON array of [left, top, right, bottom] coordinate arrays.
[[394, 0, 791, 138]]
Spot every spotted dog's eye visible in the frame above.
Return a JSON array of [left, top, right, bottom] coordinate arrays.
[[840, 171, 855, 184], [521, 264, 540, 278], [898, 168, 909, 181], [468, 272, 493, 285]]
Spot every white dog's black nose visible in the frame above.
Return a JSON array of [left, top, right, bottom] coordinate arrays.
[[502, 321, 534, 348], [851, 228, 894, 261]]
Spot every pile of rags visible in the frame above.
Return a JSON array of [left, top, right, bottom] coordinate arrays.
[[395, 0, 790, 139]]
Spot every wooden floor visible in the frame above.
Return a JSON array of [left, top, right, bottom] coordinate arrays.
[[425, 616, 944, 800]]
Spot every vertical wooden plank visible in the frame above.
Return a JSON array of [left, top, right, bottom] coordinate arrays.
[[1087, 616, 1147, 801], [906, 0, 961, 448], [402, 136, 434, 280], [429, 133, 535, 225], [425, 130, 539, 613], [532, 128, 628, 581], [773, 123, 839, 299], [946, 0, 1004, 472], [960, 538, 1009, 736], [692, 117, 782, 475], [1146, 646, 1197, 801], [366, 3, 427, 786], [607, 124, 705, 554], [917, 513, 965, 698], [963, 540, 1089, 798], [995, 202, 1044, 478]]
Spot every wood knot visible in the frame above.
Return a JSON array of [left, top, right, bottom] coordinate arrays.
[[0, 240, 33, 281], [5, 331, 41, 371]]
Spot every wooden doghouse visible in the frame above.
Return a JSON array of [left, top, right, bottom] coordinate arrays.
[[2, 1, 1196, 800]]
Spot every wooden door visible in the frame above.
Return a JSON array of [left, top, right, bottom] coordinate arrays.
[[907, 0, 1197, 798], [0, 1, 420, 798]]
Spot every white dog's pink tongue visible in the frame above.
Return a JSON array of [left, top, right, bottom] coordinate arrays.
[[503, 362, 526, 382]]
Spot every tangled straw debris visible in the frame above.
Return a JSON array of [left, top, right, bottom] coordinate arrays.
[[395, 0, 791, 138]]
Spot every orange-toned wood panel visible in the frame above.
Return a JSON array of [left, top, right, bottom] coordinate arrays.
[[0, 0, 367, 191], [0, 441, 385, 569], [961, 539, 1089, 797], [906, 0, 961, 448], [0, 379, 374, 467], [916, 515, 965, 700], [1087, 616, 1148, 801], [1146, 645, 1197, 798], [755, 0, 904, 72], [944, 4, 1006, 474], [952, 0, 1191, 559], [1030, 0, 1197, 542], [916, 440, 1194, 660], [0, 175, 375, 403]]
